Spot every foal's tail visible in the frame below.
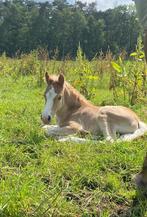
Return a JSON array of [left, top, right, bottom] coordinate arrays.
[[120, 121, 147, 141]]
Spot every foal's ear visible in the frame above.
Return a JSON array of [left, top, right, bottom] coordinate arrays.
[[58, 74, 64, 87], [45, 72, 50, 84]]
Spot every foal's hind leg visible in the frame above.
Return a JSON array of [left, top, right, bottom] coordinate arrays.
[[98, 115, 116, 142]]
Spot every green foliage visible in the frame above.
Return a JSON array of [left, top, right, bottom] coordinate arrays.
[[72, 44, 98, 99], [0, 0, 142, 58], [111, 36, 147, 105], [0, 55, 147, 216], [0, 49, 49, 86], [130, 35, 145, 60]]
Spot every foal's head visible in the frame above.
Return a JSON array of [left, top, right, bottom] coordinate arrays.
[[41, 73, 64, 124]]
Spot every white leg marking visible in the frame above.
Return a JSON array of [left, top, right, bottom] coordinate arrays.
[[119, 121, 147, 141], [105, 136, 114, 143], [120, 133, 133, 141], [58, 136, 91, 143], [42, 125, 59, 136]]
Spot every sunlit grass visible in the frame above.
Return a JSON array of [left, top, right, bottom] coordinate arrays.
[[0, 59, 147, 216]]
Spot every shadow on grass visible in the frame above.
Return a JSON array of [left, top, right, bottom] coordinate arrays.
[[124, 190, 147, 217], [126, 190, 147, 217], [110, 188, 147, 217]]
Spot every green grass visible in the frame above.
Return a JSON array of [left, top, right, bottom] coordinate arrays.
[[0, 73, 147, 217]]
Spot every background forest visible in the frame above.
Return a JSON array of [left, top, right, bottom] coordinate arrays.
[[0, 0, 142, 59]]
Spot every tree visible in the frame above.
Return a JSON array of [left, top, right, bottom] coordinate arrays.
[[0, 0, 142, 58]]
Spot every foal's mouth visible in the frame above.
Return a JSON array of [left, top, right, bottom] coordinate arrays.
[[41, 115, 52, 125]]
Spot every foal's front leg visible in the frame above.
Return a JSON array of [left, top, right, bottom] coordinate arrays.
[[42, 122, 88, 137], [42, 125, 59, 136]]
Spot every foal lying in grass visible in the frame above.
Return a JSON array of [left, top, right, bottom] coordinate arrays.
[[41, 73, 147, 142]]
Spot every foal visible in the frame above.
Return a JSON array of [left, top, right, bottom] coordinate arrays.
[[41, 73, 147, 142]]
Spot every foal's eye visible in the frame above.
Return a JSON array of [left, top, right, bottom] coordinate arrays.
[[58, 95, 61, 100]]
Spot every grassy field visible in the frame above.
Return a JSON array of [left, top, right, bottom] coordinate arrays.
[[0, 55, 147, 216]]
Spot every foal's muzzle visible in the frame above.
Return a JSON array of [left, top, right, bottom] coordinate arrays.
[[41, 115, 51, 124]]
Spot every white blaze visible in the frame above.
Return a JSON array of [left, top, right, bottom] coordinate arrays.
[[42, 87, 57, 119]]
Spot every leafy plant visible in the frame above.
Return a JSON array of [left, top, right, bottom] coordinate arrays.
[[72, 44, 98, 99], [111, 36, 147, 105]]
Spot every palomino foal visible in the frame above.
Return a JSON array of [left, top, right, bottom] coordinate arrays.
[[41, 73, 147, 142]]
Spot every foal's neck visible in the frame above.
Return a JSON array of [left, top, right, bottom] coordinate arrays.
[[56, 82, 95, 126], [64, 82, 91, 108]]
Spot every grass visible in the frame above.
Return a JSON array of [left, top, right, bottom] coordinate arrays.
[[0, 61, 147, 216]]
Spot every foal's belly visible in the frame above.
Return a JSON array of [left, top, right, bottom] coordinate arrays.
[[71, 105, 140, 135], [72, 107, 101, 134]]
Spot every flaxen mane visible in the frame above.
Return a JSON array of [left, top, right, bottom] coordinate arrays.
[[64, 81, 91, 107]]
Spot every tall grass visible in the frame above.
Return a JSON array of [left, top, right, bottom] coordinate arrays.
[[0, 48, 147, 216]]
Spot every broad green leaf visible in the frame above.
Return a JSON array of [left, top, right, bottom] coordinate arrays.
[[130, 52, 137, 57], [139, 52, 145, 59], [111, 61, 122, 73]]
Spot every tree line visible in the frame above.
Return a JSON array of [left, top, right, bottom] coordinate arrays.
[[0, 0, 142, 59]]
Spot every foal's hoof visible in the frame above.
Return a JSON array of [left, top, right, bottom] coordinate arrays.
[[42, 125, 58, 137], [120, 134, 132, 141], [106, 136, 114, 143]]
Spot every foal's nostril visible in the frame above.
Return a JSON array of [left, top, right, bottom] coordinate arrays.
[[48, 116, 51, 122]]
